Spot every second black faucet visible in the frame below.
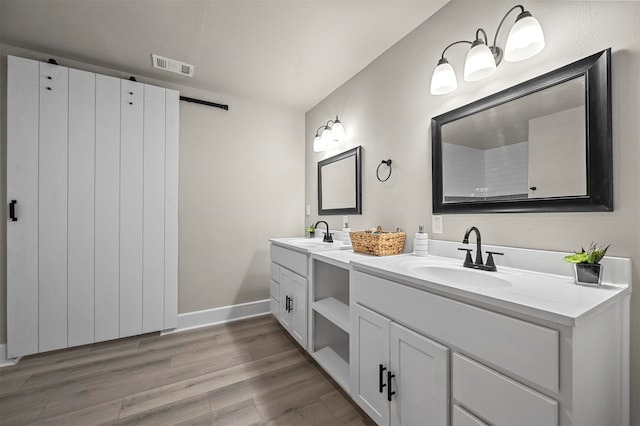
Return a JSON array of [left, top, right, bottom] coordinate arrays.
[[314, 221, 333, 243]]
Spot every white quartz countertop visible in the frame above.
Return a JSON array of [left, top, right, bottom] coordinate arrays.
[[350, 253, 630, 326], [270, 237, 631, 326], [270, 237, 350, 254]]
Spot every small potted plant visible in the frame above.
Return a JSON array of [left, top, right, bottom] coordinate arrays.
[[563, 242, 610, 286], [306, 226, 315, 239]]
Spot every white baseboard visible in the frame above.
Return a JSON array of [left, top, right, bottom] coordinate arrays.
[[163, 299, 271, 335], [0, 344, 21, 368]]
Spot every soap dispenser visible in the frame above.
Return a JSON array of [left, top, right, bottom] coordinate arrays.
[[342, 221, 352, 246], [414, 225, 429, 257]]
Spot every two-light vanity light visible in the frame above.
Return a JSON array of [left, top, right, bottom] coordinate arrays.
[[430, 4, 545, 95], [313, 116, 345, 152]]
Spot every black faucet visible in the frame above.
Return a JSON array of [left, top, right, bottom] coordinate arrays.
[[459, 226, 503, 271], [314, 221, 333, 243]]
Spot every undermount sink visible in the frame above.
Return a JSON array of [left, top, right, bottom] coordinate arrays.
[[281, 238, 350, 251], [406, 265, 512, 289]]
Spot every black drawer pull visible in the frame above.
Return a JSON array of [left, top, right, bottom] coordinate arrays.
[[387, 371, 395, 401], [379, 364, 387, 393], [9, 200, 17, 221]]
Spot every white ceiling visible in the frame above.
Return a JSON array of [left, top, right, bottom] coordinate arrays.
[[1, 0, 448, 111]]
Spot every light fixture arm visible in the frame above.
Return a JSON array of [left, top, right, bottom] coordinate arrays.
[[492, 5, 525, 50], [440, 40, 473, 60]]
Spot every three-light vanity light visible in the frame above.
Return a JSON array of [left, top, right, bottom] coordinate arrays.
[[313, 115, 345, 153], [430, 4, 545, 95]]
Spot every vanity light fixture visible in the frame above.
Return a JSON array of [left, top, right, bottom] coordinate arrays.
[[430, 4, 545, 95], [313, 116, 345, 152]]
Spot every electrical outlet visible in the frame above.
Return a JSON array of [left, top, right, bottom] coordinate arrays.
[[432, 215, 443, 234], [306, 205, 311, 216]]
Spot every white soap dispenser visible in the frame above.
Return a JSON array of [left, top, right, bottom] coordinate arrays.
[[414, 225, 429, 256], [343, 220, 352, 246]]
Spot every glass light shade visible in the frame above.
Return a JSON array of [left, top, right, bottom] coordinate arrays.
[[331, 120, 345, 142], [504, 14, 545, 62], [430, 59, 457, 95], [313, 135, 326, 152], [464, 42, 497, 81], [320, 126, 332, 146]]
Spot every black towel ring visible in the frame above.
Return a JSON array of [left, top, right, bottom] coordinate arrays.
[[376, 159, 392, 182]]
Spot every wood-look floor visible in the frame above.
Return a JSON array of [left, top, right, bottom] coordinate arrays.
[[0, 315, 375, 426]]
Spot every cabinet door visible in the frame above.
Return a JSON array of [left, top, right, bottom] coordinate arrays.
[[351, 303, 391, 425], [279, 268, 293, 330], [290, 272, 308, 348], [389, 322, 449, 426], [7, 55, 39, 358], [38, 61, 69, 353]]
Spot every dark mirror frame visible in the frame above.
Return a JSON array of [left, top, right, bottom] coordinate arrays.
[[432, 48, 612, 214], [318, 146, 362, 215]]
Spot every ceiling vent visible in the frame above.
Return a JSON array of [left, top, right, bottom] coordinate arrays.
[[151, 54, 194, 77]]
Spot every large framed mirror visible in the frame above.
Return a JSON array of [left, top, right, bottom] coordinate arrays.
[[432, 48, 612, 213], [318, 146, 362, 215]]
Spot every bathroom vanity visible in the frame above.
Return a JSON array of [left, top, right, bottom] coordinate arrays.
[[269, 237, 631, 426]]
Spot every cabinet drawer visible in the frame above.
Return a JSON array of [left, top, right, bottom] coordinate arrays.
[[270, 280, 280, 301], [270, 262, 280, 283], [271, 244, 307, 277], [453, 353, 558, 426], [270, 297, 279, 320], [453, 405, 489, 426], [352, 271, 559, 392]]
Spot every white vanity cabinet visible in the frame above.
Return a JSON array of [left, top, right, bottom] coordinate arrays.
[[270, 244, 309, 349], [350, 263, 629, 426], [351, 303, 449, 426]]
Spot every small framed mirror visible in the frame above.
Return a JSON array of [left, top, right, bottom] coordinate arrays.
[[318, 146, 362, 215], [432, 48, 612, 213]]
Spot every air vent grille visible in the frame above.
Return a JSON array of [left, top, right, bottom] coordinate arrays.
[[151, 54, 194, 77]]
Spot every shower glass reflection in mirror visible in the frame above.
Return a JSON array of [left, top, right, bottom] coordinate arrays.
[[441, 76, 586, 202]]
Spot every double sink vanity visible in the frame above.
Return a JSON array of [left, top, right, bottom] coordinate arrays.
[[269, 234, 631, 426]]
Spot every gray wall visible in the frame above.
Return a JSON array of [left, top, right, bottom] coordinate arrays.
[[305, 0, 640, 423], [0, 44, 305, 343]]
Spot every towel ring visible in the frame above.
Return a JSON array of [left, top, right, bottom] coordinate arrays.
[[376, 159, 392, 182]]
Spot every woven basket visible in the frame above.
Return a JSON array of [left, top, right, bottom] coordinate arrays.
[[350, 231, 406, 256]]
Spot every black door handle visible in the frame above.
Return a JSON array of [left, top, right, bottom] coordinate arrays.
[[9, 200, 17, 221], [379, 364, 387, 393], [387, 371, 396, 401]]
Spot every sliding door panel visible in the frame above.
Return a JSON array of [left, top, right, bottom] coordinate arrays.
[[120, 80, 144, 338], [7, 56, 40, 357], [68, 68, 96, 347], [142, 84, 166, 333], [38, 62, 69, 352], [95, 75, 121, 342], [164, 89, 180, 329]]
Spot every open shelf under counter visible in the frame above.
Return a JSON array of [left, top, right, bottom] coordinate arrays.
[[312, 340, 350, 392], [313, 297, 350, 333]]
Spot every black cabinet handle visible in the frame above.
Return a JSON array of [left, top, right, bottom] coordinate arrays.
[[288, 296, 293, 312], [9, 200, 17, 221], [387, 371, 396, 401], [529, 186, 537, 191], [285, 296, 290, 312], [379, 364, 387, 393]]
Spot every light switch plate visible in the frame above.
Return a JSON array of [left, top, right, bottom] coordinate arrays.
[[432, 215, 443, 234], [306, 205, 311, 216]]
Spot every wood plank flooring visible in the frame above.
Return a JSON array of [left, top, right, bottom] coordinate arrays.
[[0, 315, 375, 426]]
